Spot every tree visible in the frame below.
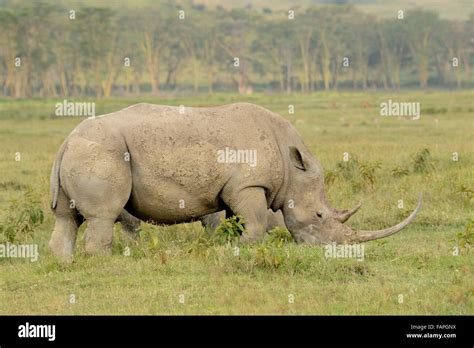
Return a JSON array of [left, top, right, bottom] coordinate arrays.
[[404, 10, 440, 88], [377, 19, 409, 89], [0, 9, 20, 96], [135, 6, 172, 94], [217, 9, 258, 94]]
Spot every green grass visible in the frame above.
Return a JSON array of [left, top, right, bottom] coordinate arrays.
[[0, 91, 473, 314]]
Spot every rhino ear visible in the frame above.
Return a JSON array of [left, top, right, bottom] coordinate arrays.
[[289, 146, 307, 171]]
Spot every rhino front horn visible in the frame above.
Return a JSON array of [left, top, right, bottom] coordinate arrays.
[[348, 193, 422, 243]]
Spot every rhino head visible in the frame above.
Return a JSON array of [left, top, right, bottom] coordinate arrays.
[[281, 146, 422, 245]]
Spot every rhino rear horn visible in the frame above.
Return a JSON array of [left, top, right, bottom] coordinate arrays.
[[335, 202, 362, 223]]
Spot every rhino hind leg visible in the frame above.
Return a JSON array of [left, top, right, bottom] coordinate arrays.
[[116, 209, 142, 237], [58, 138, 132, 255], [49, 187, 81, 261], [83, 217, 117, 254], [80, 189, 130, 255], [199, 211, 226, 232], [82, 195, 129, 255], [78, 210, 140, 255]]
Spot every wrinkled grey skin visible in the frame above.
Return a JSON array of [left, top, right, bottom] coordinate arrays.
[[49, 103, 421, 260]]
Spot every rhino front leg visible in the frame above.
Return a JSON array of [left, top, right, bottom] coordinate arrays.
[[267, 210, 286, 231], [223, 187, 268, 244]]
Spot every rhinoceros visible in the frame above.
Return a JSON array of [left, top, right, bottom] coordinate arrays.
[[49, 102, 421, 259]]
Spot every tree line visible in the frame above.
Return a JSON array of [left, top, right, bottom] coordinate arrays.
[[0, 2, 473, 98]]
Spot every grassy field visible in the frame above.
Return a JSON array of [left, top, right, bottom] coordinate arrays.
[[0, 91, 473, 314]]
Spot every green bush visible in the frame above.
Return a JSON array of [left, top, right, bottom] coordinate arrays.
[[253, 228, 293, 270], [254, 244, 288, 269], [358, 161, 381, 188], [0, 189, 44, 243], [455, 183, 473, 205], [335, 156, 360, 180], [391, 165, 410, 178], [327, 156, 382, 192], [214, 215, 245, 244], [265, 227, 294, 245], [412, 148, 434, 173], [452, 219, 473, 254]]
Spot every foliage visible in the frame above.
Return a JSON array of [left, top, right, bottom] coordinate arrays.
[[335, 156, 360, 180], [455, 183, 474, 204], [452, 219, 473, 253], [412, 148, 434, 174], [0, 4, 472, 97], [328, 156, 382, 191], [0, 189, 44, 243], [358, 161, 381, 188], [254, 243, 288, 269], [324, 168, 339, 187], [265, 227, 294, 245], [253, 228, 294, 269], [214, 215, 245, 244], [391, 165, 410, 178]]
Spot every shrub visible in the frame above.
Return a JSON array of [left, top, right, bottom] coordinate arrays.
[[335, 156, 359, 180], [254, 228, 293, 269], [254, 244, 288, 269], [0, 189, 44, 243], [186, 235, 213, 257], [358, 161, 381, 188], [412, 148, 434, 173], [265, 227, 294, 245], [455, 183, 473, 204], [327, 156, 382, 191], [452, 219, 473, 254], [214, 215, 245, 244], [324, 169, 340, 187], [391, 165, 410, 178]]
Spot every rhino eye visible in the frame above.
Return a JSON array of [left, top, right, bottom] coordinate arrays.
[[316, 212, 323, 218]]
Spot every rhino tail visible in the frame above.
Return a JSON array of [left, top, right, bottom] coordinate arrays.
[[51, 140, 68, 209]]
